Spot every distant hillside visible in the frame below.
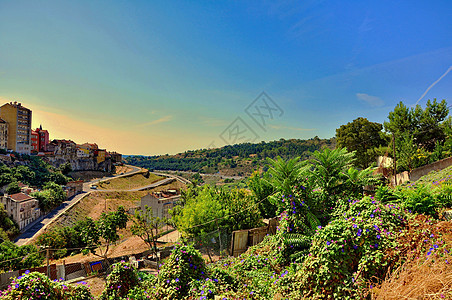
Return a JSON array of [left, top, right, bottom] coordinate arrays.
[[125, 137, 336, 176]]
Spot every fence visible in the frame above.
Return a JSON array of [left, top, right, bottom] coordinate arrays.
[[230, 217, 278, 257], [184, 229, 232, 262], [0, 247, 158, 289]]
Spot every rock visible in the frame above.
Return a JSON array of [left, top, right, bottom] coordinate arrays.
[[443, 210, 452, 221]]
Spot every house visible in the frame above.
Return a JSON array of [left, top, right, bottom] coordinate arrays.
[[50, 139, 77, 156], [140, 191, 181, 220], [64, 180, 84, 198], [1, 192, 41, 230], [109, 151, 122, 164]]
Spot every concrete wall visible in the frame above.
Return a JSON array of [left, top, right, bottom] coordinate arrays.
[[392, 156, 452, 185], [409, 156, 452, 182]]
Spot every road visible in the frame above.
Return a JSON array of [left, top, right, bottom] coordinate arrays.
[[14, 165, 142, 246], [96, 177, 175, 192]]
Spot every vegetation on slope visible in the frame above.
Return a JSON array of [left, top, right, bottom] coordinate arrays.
[[125, 137, 336, 175]]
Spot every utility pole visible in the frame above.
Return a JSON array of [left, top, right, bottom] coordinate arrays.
[[392, 133, 397, 186], [46, 247, 50, 278], [215, 218, 222, 255]]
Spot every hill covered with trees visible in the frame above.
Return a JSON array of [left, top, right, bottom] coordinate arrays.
[[125, 137, 336, 176]]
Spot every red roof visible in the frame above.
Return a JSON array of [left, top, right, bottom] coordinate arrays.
[[9, 192, 34, 202]]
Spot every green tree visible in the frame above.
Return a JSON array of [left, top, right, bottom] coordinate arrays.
[[6, 181, 21, 194], [336, 117, 387, 168], [81, 206, 128, 263], [12, 166, 35, 185], [384, 99, 449, 152], [33, 182, 67, 212], [0, 241, 43, 271], [58, 162, 72, 176], [172, 186, 260, 236], [130, 206, 163, 259], [384, 101, 413, 136], [247, 170, 276, 218], [412, 99, 449, 151]]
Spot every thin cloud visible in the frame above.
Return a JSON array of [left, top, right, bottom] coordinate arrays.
[[137, 115, 172, 127], [356, 93, 384, 107], [269, 124, 315, 131], [415, 65, 452, 106]]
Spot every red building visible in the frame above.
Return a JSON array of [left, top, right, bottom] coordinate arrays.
[[34, 126, 49, 152], [31, 130, 39, 152]]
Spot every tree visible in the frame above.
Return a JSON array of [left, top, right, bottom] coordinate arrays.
[[172, 186, 261, 236], [33, 182, 67, 212], [0, 241, 43, 271], [6, 181, 21, 194], [384, 101, 413, 135], [384, 99, 449, 151], [130, 206, 163, 259], [336, 117, 387, 168], [13, 166, 35, 186], [80, 206, 128, 263], [58, 162, 72, 176], [412, 99, 449, 151], [247, 170, 276, 218]]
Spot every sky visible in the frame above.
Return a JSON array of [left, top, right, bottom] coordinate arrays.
[[0, 0, 451, 155]]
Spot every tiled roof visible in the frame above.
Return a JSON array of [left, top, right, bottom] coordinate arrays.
[[9, 192, 34, 202]]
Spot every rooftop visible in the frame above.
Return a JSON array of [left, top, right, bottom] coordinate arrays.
[[9, 192, 35, 202]]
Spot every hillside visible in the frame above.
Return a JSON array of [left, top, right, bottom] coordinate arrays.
[[125, 137, 335, 176]]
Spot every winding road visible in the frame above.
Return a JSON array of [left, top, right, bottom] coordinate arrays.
[[14, 165, 177, 246]]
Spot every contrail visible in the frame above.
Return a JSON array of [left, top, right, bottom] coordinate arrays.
[[415, 65, 452, 106]]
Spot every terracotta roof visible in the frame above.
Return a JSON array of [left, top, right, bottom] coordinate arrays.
[[9, 192, 34, 202]]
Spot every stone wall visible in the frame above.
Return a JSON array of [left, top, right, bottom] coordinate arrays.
[[391, 156, 452, 185], [44, 156, 112, 173]]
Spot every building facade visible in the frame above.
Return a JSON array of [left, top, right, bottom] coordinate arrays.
[[34, 126, 49, 152], [1, 192, 41, 230], [0, 118, 8, 149], [109, 151, 122, 163], [31, 130, 39, 152], [140, 191, 180, 220], [0, 102, 32, 154]]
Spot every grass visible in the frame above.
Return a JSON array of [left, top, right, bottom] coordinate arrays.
[[97, 173, 164, 190], [403, 165, 452, 188]]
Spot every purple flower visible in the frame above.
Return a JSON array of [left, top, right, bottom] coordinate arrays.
[[326, 241, 331, 245]]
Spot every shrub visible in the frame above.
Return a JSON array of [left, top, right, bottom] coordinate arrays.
[[293, 197, 407, 299], [156, 243, 207, 299], [0, 271, 93, 300], [99, 261, 140, 300]]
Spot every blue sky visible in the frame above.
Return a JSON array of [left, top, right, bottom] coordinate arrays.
[[0, 0, 451, 155]]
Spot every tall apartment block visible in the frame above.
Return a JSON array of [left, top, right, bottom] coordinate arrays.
[[0, 118, 8, 149], [0, 102, 32, 154]]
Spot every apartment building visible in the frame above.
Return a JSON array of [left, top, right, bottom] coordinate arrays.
[[1, 192, 41, 230], [0, 102, 32, 154], [34, 126, 49, 152], [0, 118, 8, 149], [31, 130, 39, 152]]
